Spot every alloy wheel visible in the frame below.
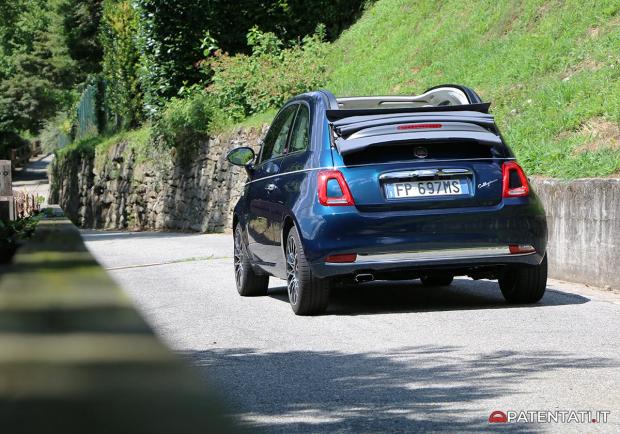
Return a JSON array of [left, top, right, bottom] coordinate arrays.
[[286, 235, 300, 305]]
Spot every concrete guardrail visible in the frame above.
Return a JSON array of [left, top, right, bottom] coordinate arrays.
[[532, 178, 620, 290], [0, 207, 238, 434]]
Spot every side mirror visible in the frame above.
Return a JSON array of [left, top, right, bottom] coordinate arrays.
[[226, 146, 256, 176], [226, 146, 255, 166]]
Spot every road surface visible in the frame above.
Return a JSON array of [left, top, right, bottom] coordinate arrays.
[[82, 230, 620, 433]]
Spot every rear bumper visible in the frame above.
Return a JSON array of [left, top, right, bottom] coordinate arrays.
[[296, 197, 547, 279], [312, 247, 543, 279]]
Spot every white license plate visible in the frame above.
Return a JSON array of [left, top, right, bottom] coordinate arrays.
[[385, 178, 469, 198]]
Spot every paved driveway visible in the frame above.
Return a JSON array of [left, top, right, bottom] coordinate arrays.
[[82, 230, 620, 433]]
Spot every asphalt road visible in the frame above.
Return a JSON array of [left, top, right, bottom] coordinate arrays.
[[82, 230, 620, 433]]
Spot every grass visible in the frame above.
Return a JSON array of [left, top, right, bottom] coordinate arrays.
[[324, 0, 620, 178], [94, 126, 152, 167], [96, 127, 151, 157], [55, 126, 153, 170], [236, 109, 277, 129]]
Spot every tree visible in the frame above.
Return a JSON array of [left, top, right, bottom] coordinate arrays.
[[60, 0, 104, 80], [101, 0, 143, 128], [0, 0, 76, 155], [135, 0, 211, 114]]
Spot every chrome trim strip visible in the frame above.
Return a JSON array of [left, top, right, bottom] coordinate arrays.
[[243, 158, 516, 185], [441, 168, 472, 174], [244, 167, 321, 185], [334, 157, 514, 170], [354, 246, 520, 264], [379, 168, 473, 180]]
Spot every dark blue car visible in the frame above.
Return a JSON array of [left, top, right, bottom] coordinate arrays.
[[226, 85, 548, 315]]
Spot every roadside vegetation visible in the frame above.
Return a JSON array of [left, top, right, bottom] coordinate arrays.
[[325, 0, 620, 178], [0, 214, 42, 264], [2, 0, 619, 178]]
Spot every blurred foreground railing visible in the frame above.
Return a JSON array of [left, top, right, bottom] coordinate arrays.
[[0, 208, 239, 434]]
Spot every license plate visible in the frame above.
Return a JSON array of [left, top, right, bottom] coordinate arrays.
[[384, 178, 469, 198]]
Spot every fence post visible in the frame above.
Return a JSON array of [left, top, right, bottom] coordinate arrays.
[[0, 160, 13, 222]]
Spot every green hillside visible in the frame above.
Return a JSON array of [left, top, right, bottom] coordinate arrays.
[[325, 0, 620, 178]]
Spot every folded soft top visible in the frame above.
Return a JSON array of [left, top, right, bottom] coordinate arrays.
[[320, 85, 502, 156], [326, 102, 491, 122], [332, 111, 496, 138], [335, 130, 503, 156], [331, 111, 502, 157]]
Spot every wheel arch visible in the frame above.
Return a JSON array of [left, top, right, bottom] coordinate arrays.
[[232, 213, 239, 231], [281, 214, 297, 257]]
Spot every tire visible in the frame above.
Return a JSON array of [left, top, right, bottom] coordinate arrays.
[[285, 226, 330, 315], [499, 255, 547, 304], [233, 225, 269, 296], [420, 274, 454, 287]]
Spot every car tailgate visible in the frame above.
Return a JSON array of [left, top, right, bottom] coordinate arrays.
[[331, 120, 510, 211]]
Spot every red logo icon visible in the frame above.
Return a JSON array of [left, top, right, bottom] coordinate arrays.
[[489, 410, 508, 423]]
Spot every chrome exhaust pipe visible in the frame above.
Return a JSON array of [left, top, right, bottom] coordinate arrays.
[[354, 273, 374, 283]]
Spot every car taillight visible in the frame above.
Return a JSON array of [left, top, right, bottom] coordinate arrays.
[[325, 253, 357, 263], [509, 244, 536, 254], [397, 123, 442, 130], [502, 161, 529, 198], [318, 170, 355, 206]]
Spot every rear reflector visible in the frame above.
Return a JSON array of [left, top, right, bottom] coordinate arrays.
[[318, 170, 355, 206], [325, 253, 357, 263], [502, 161, 530, 197], [509, 244, 536, 254], [397, 123, 442, 130]]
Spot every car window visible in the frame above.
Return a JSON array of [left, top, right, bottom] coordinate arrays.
[[288, 104, 310, 153], [260, 105, 298, 164]]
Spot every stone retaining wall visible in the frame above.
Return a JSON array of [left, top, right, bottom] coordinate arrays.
[[49, 126, 267, 232]]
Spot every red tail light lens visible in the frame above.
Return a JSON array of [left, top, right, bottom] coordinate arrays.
[[397, 123, 442, 130], [325, 253, 357, 263], [509, 244, 536, 254], [318, 170, 355, 206], [502, 161, 529, 198]]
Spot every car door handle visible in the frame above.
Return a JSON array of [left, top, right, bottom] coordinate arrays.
[[265, 183, 278, 191]]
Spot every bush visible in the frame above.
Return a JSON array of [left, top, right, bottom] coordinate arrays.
[[153, 87, 224, 160], [0, 214, 41, 264], [39, 112, 73, 154], [133, 0, 367, 116], [208, 26, 329, 120]]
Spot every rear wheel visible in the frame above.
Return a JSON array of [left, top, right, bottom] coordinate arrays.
[[286, 227, 329, 315], [234, 225, 269, 296], [499, 255, 547, 303], [420, 274, 454, 287]]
